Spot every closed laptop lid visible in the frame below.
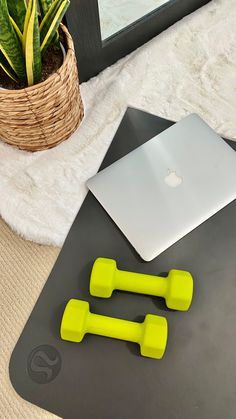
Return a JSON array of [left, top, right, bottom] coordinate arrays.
[[87, 114, 236, 261]]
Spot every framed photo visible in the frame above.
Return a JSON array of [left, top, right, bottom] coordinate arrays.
[[66, 0, 210, 82]]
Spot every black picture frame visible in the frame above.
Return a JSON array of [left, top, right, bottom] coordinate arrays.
[[66, 0, 211, 82]]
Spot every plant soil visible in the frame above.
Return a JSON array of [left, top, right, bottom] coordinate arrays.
[[0, 45, 64, 90]]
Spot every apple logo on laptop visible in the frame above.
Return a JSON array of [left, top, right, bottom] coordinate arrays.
[[164, 170, 183, 188]]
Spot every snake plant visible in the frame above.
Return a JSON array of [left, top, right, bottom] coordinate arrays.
[[0, 0, 70, 87]]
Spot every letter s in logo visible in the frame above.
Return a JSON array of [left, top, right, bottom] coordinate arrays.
[[27, 345, 61, 384]]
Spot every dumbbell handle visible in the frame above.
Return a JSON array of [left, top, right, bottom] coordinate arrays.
[[114, 269, 168, 297], [87, 312, 143, 343]]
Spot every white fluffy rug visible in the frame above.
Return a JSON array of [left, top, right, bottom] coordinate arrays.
[[0, 0, 235, 247]]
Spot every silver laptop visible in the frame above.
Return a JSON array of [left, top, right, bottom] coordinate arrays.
[[87, 114, 236, 261]]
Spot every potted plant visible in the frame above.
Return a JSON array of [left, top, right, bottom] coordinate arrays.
[[0, 0, 84, 151]]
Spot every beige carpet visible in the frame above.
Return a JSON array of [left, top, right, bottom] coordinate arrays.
[[0, 217, 60, 418]]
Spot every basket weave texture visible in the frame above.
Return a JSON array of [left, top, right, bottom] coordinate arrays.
[[0, 24, 84, 151]]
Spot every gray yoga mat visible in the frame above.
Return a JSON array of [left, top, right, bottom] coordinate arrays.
[[10, 107, 236, 419]]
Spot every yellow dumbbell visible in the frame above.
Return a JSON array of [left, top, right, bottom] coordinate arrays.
[[61, 299, 168, 359], [90, 258, 193, 311]]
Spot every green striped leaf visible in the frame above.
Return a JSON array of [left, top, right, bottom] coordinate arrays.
[[25, 0, 42, 86], [7, 0, 27, 32], [40, 0, 69, 54], [0, 0, 26, 81], [23, 0, 33, 53], [38, 0, 53, 17], [10, 17, 23, 43], [39, 0, 59, 47], [38, 0, 59, 48], [40, 0, 63, 33], [53, 31, 60, 47], [0, 50, 18, 82]]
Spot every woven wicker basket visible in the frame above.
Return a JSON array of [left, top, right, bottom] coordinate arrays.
[[0, 24, 84, 152]]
